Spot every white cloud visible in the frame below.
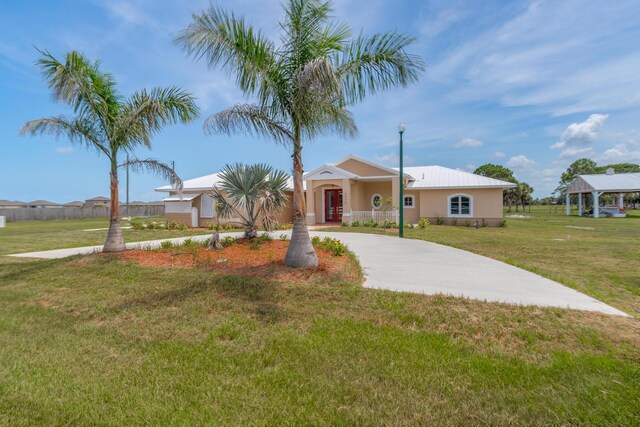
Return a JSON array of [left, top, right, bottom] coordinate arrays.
[[454, 138, 483, 148], [428, 0, 640, 116], [551, 113, 608, 150], [420, 9, 464, 38], [56, 146, 73, 154], [374, 152, 414, 166], [557, 147, 595, 160], [493, 151, 506, 158], [506, 155, 535, 170], [99, 1, 157, 28], [597, 143, 640, 163]]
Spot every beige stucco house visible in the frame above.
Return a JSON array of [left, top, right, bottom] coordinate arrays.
[[156, 155, 515, 227]]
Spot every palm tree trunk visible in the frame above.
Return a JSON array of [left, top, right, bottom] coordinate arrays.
[[103, 161, 126, 252], [284, 138, 318, 268]]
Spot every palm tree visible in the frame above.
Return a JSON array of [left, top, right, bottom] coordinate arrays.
[[518, 182, 534, 212], [21, 50, 199, 252], [208, 163, 290, 240], [176, 0, 424, 268]]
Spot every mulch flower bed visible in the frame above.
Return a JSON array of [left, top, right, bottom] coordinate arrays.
[[117, 239, 360, 283]]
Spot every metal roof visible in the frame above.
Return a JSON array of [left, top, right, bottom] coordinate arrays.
[[401, 166, 516, 189], [155, 158, 515, 192], [569, 172, 640, 193], [156, 172, 301, 192], [163, 194, 201, 202]]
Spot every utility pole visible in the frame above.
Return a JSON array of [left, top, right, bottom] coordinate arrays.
[[126, 153, 129, 217], [398, 124, 406, 237]]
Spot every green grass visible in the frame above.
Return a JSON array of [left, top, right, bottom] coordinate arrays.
[[0, 218, 212, 259], [329, 207, 640, 317], [0, 255, 638, 425]]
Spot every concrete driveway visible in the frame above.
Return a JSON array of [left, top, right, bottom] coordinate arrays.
[[8, 230, 627, 316]]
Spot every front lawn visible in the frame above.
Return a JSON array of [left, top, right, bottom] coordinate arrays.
[[0, 218, 212, 259], [0, 253, 639, 425], [329, 207, 640, 316]]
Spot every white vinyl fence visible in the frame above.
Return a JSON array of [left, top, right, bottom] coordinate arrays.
[[349, 210, 398, 224], [0, 206, 164, 222]]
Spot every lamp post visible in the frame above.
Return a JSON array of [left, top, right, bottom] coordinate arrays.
[[398, 123, 406, 237]]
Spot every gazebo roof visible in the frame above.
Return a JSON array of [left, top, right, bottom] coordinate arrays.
[[568, 172, 640, 193]]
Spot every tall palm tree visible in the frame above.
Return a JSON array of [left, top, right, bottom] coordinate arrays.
[[21, 50, 199, 252], [176, 0, 424, 268], [209, 163, 290, 240]]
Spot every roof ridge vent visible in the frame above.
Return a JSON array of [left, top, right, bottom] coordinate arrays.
[[606, 167, 615, 175]]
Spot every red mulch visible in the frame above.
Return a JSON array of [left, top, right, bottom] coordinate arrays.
[[117, 240, 359, 283]]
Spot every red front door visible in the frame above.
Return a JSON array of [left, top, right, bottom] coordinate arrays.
[[325, 189, 343, 222]]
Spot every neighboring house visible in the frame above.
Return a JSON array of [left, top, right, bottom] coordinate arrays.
[[25, 200, 62, 208], [155, 154, 515, 227], [63, 201, 85, 207], [0, 200, 26, 209], [84, 196, 110, 207]]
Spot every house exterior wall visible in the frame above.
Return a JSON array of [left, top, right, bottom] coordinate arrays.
[[335, 159, 395, 177], [403, 190, 421, 223], [418, 188, 504, 225], [165, 191, 294, 228]]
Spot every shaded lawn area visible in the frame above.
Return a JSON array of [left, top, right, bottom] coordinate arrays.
[[0, 255, 639, 425], [328, 207, 640, 317], [0, 218, 212, 259]]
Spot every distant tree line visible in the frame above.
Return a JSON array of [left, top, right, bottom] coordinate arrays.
[[473, 164, 533, 212], [473, 158, 640, 211]]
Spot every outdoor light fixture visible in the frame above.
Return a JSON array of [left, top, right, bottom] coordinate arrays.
[[398, 124, 405, 237]]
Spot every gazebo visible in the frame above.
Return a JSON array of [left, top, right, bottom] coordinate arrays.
[[566, 169, 640, 217]]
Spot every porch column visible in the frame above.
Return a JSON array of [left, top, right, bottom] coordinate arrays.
[[618, 193, 624, 209], [565, 193, 570, 215], [578, 193, 583, 216], [592, 191, 601, 218], [392, 177, 400, 211], [306, 180, 315, 225], [341, 178, 352, 224]]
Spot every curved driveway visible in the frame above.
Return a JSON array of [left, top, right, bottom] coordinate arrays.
[[316, 231, 627, 316], [8, 230, 626, 316]]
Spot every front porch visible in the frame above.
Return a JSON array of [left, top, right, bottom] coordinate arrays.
[[305, 177, 401, 225]]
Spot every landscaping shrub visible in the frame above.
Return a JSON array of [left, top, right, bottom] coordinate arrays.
[[341, 222, 349, 227], [182, 238, 195, 247], [404, 223, 415, 229], [418, 218, 429, 229], [451, 218, 458, 226], [277, 222, 293, 230], [351, 220, 360, 227], [435, 217, 445, 225], [221, 236, 236, 247], [279, 234, 289, 241], [312, 236, 347, 256], [160, 241, 173, 249]]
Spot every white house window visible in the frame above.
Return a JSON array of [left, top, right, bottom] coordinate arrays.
[[403, 195, 414, 208], [200, 194, 215, 218], [448, 194, 473, 217], [371, 194, 383, 209]]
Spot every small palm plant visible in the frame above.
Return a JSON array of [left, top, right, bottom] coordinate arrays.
[[176, 0, 424, 268], [21, 50, 199, 252], [208, 163, 289, 240]]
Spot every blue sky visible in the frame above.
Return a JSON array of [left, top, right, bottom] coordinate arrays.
[[2, 0, 640, 202]]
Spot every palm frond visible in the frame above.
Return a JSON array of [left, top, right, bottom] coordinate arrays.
[[117, 86, 199, 149], [19, 115, 111, 158], [120, 158, 183, 191], [337, 32, 425, 104], [175, 5, 276, 96], [205, 104, 293, 145], [35, 49, 119, 128]]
